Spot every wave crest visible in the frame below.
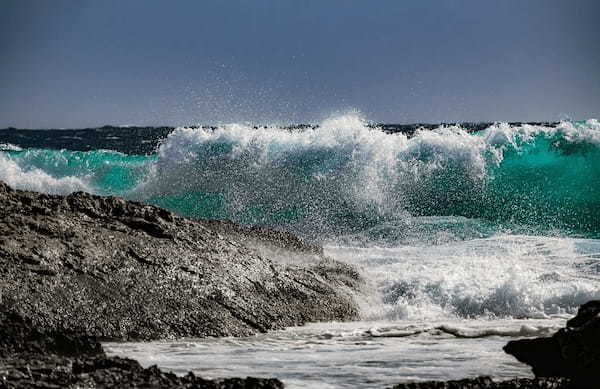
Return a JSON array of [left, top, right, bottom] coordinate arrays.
[[135, 115, 600, 237]]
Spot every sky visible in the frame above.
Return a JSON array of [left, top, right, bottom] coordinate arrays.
[[1, 0, 599, 128]]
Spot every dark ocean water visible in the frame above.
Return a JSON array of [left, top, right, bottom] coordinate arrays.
[[0, 121, 556, 155]]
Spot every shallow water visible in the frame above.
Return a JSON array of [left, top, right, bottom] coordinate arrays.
[[105, 233, 599, 388], [105, 318, 565, 388]]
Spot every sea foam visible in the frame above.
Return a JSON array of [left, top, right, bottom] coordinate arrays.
[[133, 114, 600, 237]]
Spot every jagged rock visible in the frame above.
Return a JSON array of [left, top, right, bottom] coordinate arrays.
[[388, 376, 571, 388], [0, 307, 283, 389], [0, 181, 361, 341], [0, 306, 102, 358], [504, 300, 600, 388], [1, 355, 284, 389]]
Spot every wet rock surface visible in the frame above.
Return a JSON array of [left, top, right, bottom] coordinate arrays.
[[389, 376, 572, 388], [0, 306, 283, 388], [0, 182, 359, 388], [0, 181, 361, 341], [196, 218, 323, 256], [504, 300, 600, 388]]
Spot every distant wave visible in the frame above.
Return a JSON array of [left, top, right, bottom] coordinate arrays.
[[0, 143, 22, 152], [0, 151, 91, 194], [0, 148, 152, 195]]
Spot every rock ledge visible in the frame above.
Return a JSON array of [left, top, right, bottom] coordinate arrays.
[[0, 181, 361, 341]]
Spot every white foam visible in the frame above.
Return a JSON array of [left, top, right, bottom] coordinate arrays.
[[0, 143, 22, 152], [0, 152, 91, 194], [134, 114, 491, 229], [326, 234, 600, 321], [134, 114, 600, 233], [105, 317, 565, 387]]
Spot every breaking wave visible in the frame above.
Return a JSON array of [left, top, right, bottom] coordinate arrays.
[[136, 115, 600, 238], [2, 114, 599, 320], [2, 115, 599, 239]]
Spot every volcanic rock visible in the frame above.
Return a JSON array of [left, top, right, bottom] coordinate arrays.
[[389, 376, 571, 388], [504, 300, 600, 388]]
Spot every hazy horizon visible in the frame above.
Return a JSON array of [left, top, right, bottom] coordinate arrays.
[[1, 0, 599, 128]]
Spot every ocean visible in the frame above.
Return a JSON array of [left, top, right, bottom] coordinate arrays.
[[2, 114, 599, 388]]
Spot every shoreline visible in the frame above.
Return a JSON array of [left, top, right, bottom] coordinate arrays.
[[0, 182, 590, 388]]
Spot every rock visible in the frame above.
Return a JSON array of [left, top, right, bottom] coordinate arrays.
[[565, 301, 600, 329], [196, 218, 323, 255], [388, 376, 571, 388], [0, 181, 359, 387], [1, 355, 284, 389], [0, 307, 283, 389], [0, 181, 362, 341], [0, 306, 103, 358], [504, 300, 600, 388]]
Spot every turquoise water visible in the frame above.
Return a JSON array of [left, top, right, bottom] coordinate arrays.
[[2, 117, 599, 239]]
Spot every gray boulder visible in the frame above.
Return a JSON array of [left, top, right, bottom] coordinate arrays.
[[0, 181, 362, 341]]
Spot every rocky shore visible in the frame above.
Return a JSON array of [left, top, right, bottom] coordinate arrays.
[[0, 306, 283, 388], [504, 301, 600, 388], [389, 376, 571, 389], [388, 300, 600, 388], [0, 181, 361, 340], [0, 181, 596, 388], [0, 181, 360, 387]]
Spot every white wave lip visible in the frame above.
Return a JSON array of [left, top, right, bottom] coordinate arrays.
[[0, 152, 91, 194], [0, 143, 23, 152], [135, 114, 600, 230], [137, 114, 486, 221]]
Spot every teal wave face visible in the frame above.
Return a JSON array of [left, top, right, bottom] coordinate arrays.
[[406, 128, 600, 236], [485, 135, 600, 234], [1, 118, 599, 240], [0, 148, 154, 195], [133, 119, 600, 238]]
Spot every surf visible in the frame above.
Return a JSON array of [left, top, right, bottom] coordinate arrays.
[[1, 115, 599, 240]]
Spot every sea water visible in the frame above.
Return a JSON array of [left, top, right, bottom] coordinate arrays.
[[2, 114, 599, 387], [104, 234, 599, 388]]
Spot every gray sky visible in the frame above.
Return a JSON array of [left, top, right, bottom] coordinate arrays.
[[1, 0, 599, 128]]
